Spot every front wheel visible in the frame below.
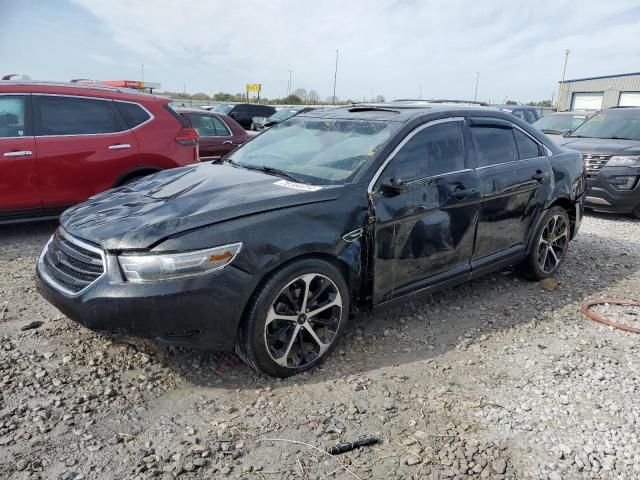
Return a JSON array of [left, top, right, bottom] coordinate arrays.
[[521, 206, 571, 280], [237, 258, 349, 377]]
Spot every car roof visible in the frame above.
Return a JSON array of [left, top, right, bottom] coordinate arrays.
[[602, 106, 640, 114], [175, 107, 221, 115], [297, 103, 508, 123], [546, 111, 591, 116], [0, 80, 162, 102], [493, 104, 537, 110]]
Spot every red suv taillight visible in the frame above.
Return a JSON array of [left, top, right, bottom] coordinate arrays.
[[175, 128, 198, 146]]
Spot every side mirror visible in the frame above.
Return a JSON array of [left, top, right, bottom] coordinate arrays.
[[380, 178, 408, 196]]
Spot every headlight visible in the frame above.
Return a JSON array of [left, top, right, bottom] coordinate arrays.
[[118, 243, 242, 283], [607, 156, 640, 167]]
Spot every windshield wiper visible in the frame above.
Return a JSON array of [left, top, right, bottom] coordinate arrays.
[[542, 129, 565, 135], [600, 136, 636, 141], [232, 162, 306, 184]]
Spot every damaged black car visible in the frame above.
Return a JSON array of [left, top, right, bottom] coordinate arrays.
[[36, 105, 586, 377]]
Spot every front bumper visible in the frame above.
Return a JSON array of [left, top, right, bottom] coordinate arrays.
[[585, 166, 640, 214], [36, 248, 257, 350]]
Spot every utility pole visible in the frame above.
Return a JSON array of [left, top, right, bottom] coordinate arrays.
[[419, 85, 423, 100], [332, 49, 339, 105], [474, 72, 480, 101], [558, 49, 570, 110], [141, 64, 144, 85], [288, 70, 293, 97]]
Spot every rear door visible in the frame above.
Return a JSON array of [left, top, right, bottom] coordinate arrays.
[[186, 112, 236, 159], [468, 117, 552, 274], [34, 95, 140, 207], [0, 94, 41, 214], [371, 118, 480, 303]]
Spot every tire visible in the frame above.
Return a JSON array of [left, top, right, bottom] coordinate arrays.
[[630, 206, 640, 220], [121, 175, 148, 186], [521, 206, 571, 280], [237, 258, 349, 377]]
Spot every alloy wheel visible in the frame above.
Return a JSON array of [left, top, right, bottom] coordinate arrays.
[[537, 214, 569, 274], [264, 273, 342, 368]]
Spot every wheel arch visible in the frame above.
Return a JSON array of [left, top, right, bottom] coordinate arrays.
[[238, 251, 361, 333], [112, 166, 162, 187]]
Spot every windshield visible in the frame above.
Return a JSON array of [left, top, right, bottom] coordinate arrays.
[[269, 109, 299, 122], [534, 114, 588, 134], [213, 104, 234, 114], [227, 117, 397, 185], [569, 112, 640, 140]]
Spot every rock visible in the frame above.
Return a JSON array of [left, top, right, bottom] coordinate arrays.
[[404, 455, 420, 466], [549, 472, 562, 480], [539, 278, 558, 291], [492, 458, 507, 474]]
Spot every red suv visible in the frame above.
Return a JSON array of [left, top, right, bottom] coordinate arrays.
[[0, 81, 199, 223]]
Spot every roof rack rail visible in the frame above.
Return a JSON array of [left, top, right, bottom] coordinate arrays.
[[347, 105, 401, 113]]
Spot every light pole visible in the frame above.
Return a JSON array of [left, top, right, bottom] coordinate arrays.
[[332, 49, 339, 105], [474, 72, 479, 102], [558, 49, 570, 110], [141, 64, 144, 85], [419, 84, 423, 100], [288, 70, 293, 97]]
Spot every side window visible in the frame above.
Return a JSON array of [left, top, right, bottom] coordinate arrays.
[[523, 110, 537, 124], [189, 114, 231, 136], [471, 126, 518, 167], [115, 102, 150, 129], [0, 96, 27, 138], [37, 96, 117, 135], [211, 116, 231, 135], [514, 129, 542, 160], [189, 114, 218, 136], [382, 121, 466, 182]]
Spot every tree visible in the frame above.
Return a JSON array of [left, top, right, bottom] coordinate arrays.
[[308, 90, 320, 103], [527, 100, 553, 107], [282, 95, 303, 105], [191, 92, 211, 101], [375, 94, 386, 103], [325, 95, 339, 105], [292, 88, 308, 103], [212, 92, 237, 101], [505, 100, 518, 105]]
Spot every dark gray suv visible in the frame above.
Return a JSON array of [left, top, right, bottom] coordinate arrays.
[[559, 107, 640, 218]]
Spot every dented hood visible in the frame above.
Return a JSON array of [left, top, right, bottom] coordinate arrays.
[[61, 163, 342, 250]]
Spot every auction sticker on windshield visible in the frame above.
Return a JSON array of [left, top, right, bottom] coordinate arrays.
[[274, 180, 323, 191]]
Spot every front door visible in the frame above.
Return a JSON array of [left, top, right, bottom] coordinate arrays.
[[0, 94, 41, 214], [34, 95, 139, 207], [371, 119, 480, 303], [468, 117, 552, 271]]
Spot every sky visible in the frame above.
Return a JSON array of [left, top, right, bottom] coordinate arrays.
[[2, 0, 640, 103]]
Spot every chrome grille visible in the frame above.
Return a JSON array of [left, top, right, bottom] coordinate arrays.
[[583, 154, 611, 176], [39, 229, 105, 295]]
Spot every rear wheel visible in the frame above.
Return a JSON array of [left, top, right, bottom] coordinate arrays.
[[521, 206, 571, 280], [237, 258, 349, 377]]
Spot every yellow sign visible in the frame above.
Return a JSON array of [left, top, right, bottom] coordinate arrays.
[[246, 83, 261, 93]]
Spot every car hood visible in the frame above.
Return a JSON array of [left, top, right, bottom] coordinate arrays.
[[61, 163, 342, 251], [558, 137, 640, 154]]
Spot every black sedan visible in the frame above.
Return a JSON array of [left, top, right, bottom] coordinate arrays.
[[36, 105, 586, 377]]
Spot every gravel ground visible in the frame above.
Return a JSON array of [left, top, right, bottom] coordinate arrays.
[[1, 213, 639, 480]]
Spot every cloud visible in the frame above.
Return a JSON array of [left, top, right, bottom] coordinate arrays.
[[69, 0, 640, 101], [88, 53, 114, 65]]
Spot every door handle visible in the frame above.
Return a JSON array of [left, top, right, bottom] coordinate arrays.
[[532, 172, 545, 182], [222, 140, 233, 145], [108, 144, 131, 150], [451, 187, 476, 200], [3, 150, 33, 157]]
